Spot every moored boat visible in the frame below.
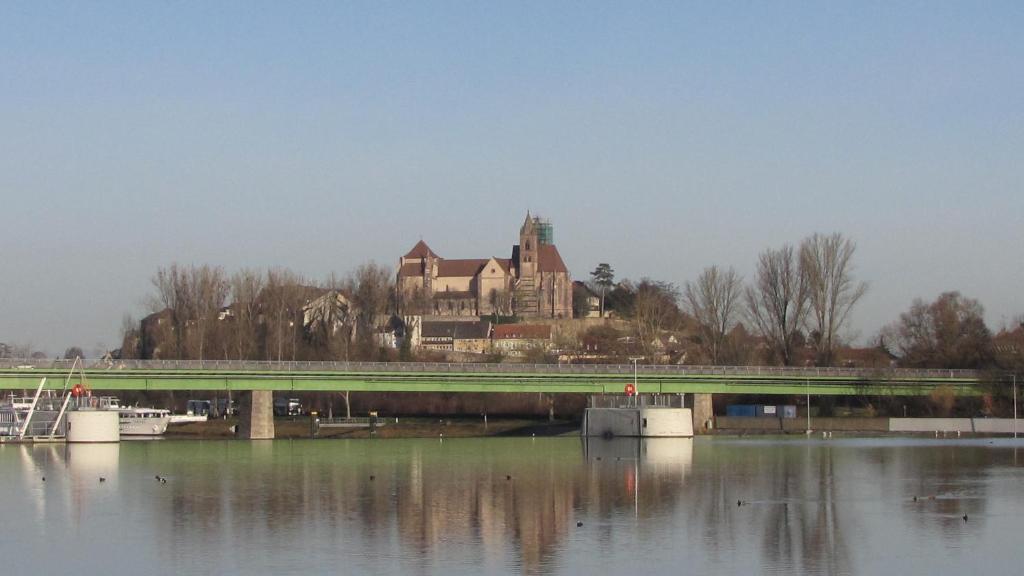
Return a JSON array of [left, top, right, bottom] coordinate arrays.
[[118, 407, 171, 436]]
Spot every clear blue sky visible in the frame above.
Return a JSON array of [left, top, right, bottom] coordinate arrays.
[[2, 1, 1022, 355]]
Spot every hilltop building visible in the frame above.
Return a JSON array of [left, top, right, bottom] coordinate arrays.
[[397, 213, 572, 318]]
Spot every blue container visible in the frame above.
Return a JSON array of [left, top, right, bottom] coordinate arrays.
[[726, 404, 757, 417]]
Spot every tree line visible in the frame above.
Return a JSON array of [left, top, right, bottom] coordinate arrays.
[[61, 230, 1018, 373], [120, 262, 395, 362], [580, 232, 1019, 371]]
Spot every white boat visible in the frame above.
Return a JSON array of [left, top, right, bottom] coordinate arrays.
[[117, 407, 171, 436], [85, 397, 170, 436], [168, 413, 208, 425]]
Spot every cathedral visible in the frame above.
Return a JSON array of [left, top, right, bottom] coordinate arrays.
[[397, 213, 573, 318]]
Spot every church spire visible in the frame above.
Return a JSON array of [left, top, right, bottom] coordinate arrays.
[[521, 211, 534, 234]]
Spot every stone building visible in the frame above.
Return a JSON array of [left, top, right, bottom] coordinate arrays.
[[397, 213, 572, 318], [491, 324, 553, 357]]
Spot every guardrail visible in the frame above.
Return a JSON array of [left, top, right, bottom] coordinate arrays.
[[317, 416, 396, 427], [0, 358, 984, 380]]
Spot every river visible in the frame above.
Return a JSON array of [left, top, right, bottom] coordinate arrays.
[[2, 437, 1022, 575]]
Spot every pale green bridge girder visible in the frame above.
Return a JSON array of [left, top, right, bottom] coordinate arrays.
[[0, 360, 993, 396]]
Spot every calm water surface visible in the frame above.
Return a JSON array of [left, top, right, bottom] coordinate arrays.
[[2, 436, 1023, 575]]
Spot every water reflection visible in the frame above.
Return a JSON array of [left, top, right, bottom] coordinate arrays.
[[3, 438, 1024, 575]]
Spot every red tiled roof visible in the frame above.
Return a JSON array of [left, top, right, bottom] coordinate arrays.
[[404, 240, 437, 259], [537, 244, 568, 274], [492, 324, 552, 340], [421, 321, 491, 339], [572, 280, 598, 297], [398, 262, 423, 277], [437, 259, 488, 277]]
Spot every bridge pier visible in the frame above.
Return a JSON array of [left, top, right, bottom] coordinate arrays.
[[238, 390, 275, 440], [693, 393, 714, 434]]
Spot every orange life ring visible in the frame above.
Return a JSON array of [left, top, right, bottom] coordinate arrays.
[[625, 383, 636, 396]]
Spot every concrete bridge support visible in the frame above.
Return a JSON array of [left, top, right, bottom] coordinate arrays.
[[239, 390, 275, 440], [692, 393, 714, 434]]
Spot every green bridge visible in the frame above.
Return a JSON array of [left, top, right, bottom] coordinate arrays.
[[0, 359, 989, 396]]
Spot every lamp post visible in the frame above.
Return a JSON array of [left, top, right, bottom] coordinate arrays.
[[806, 379, 811, 434], [1014, 373, 1017, 439], [629, 357, 643, 408]]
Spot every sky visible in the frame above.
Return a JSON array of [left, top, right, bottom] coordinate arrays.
[[1, 1, 1022, 355]]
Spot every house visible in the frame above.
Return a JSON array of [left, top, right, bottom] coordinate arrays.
[[419, 320, 492, 352], [491, 324, 553, 357], [572, 281, 604, 318]]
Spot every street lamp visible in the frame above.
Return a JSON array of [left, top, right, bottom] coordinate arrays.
[[806, 379, 811, 434], [629, 357, 643, 407]]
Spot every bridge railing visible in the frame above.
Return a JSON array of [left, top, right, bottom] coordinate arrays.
[[0, 358, 984, 380]]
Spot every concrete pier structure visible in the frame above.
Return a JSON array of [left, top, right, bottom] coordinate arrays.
[[692, 393, 714, 434], [67, 411, 120, 443], [582, 395, 693, 437], [239, 390, 275, 440]]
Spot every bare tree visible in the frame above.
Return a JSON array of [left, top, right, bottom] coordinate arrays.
[[63, 346, 85, 360], [304, 289, 356, 359], [347, 262, 394, 359], [119, 313, 140, 359], [149, 264, 229, 360], [229, 268, 265, 360], [631, 279, 683, 359], [190, 265, 230, 361], [339, 391, 352, 418], [488, 288, 512, 319], [800, 233, 868, 365], [264, 268, 307, 361], [745, 245, 809, 366], [884, 291, 993, 369], [150, 263, 189, 357], [684, 266, 743, 365]]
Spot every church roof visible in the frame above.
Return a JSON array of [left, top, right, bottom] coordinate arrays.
[[398, 262, 423, 277], [437, 259, 489, 277], [403, 240, 437, 259], [492, 324, 552, 340], [421, 320, 491, 339], [537, 244, 568, 274]]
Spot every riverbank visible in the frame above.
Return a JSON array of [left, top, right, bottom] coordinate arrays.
[[165, 416, 1024, 439], [166, 417, 581, 439]]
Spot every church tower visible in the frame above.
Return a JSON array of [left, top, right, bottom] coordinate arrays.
[[519, 212, 538, 279]]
